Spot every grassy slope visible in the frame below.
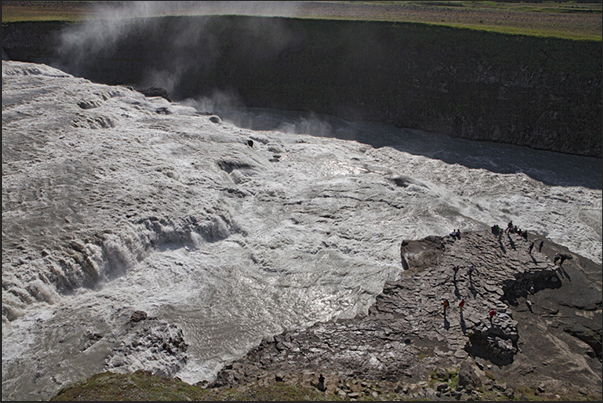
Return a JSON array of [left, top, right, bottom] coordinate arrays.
[[49, 371, 342, 402]]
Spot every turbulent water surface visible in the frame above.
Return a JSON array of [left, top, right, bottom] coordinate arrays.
[[2, 60, 601, 401]]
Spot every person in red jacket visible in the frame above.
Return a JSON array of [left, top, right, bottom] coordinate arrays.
[[489, 309, 496, 322]]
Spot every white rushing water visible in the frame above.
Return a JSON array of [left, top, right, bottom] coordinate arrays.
[[2, 60, 601, 401]]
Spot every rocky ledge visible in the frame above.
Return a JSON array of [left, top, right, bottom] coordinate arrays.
[[207, 229, 602, 400]]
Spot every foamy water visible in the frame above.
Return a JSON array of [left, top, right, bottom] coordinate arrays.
[[2, 61, 601, 400]]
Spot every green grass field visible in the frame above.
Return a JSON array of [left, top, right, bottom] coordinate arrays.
[[2, 1, 601, 41]]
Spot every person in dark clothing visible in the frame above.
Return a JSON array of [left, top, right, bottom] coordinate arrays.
[[559, 253, 572, 265], [538, 240, 544, 252], [443, 299, 449, 314], [317, 374, 326, 391], [553, 252, 572, 265], [528, 241, 534, 254]]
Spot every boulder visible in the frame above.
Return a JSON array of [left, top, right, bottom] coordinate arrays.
[[130, 310, 148, 323], [458, 359, 482, 390]]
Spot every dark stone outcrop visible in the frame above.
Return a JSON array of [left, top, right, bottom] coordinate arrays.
[[105, 315, 189, 378], [137, 86, 172, 102], [458, 359, 481, 390], [130, 310, 148, 323]]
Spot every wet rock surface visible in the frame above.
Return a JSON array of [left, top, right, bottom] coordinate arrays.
[[105, 312, 189, 378], [210, 230, 602, 400]]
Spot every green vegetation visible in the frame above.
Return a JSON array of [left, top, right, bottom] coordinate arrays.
[[1, 1, 91, 22], [49, 371, 208, 401], [204, 383, 343, 401], [2, 1, 601, 40], [429, 367, 460, 390], [49, 370, 341, 401], [516, 385, 542, 401], [315, 1, 602, 41], [411, 21, 600, 41]]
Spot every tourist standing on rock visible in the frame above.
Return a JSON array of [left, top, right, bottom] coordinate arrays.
[[459, 299, 465, 313], [538, 240, 544, 252], [317, 374, 326, 392], [506, 221, 513, 233], [526, 299, 533, 313], [554, 252, 561, 264], [443, 299, 449, 314], [489, 309, 496, 322], [528, 241, 534, 254], [453, 265, 460, 279]]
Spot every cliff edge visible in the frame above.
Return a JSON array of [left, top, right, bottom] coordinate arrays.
[[209, 229, 602, 400]]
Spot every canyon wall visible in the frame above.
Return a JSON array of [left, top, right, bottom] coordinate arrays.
[[3, 16, 601, 157]]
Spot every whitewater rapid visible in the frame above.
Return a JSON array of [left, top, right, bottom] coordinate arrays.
[[2, 60, 601, 400]]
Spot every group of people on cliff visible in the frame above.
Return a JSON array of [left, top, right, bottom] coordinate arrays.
[[443, 220, 573, 327]]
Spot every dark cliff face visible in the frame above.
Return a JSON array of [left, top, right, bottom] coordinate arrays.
[[3, 16, 601, 157]]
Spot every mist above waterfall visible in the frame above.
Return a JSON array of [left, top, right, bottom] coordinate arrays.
[[56, 1, 304, 101]]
